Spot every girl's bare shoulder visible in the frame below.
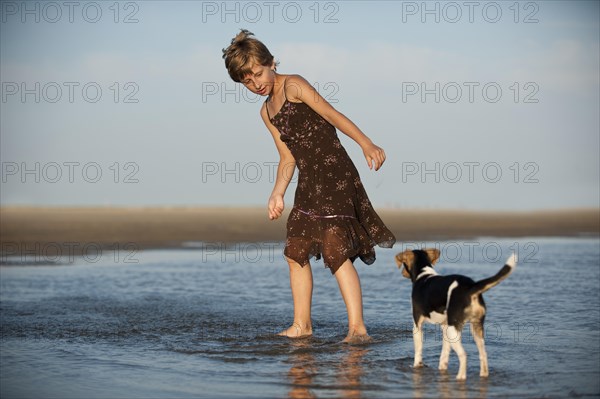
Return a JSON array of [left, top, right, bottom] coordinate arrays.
[[283, 74, 312, 101], [283, 74, 309, 86]]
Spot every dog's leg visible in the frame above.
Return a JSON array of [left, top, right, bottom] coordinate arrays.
[[447, 324, 467, 380], [438, 323, 451, 371], [413, 319, 424, 368], [471, 321, 488, 377]]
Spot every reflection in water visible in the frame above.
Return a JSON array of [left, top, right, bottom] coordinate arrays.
[[286, 340, 369, 399], [336, 345, 369, 399], [437, 371, 467, 399], [286, 339, 317, 399], [411, 366, 425, 399], [411, 365, 489, 399]]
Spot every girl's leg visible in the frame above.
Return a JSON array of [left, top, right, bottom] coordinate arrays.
[[334, 259, 369, 342], [278, 257, 313, 337]]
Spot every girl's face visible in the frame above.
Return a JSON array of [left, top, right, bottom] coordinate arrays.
[[241, 63, 275, 97]]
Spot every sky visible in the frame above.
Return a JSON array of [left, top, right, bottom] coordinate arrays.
[[1, 0, 599, 210]]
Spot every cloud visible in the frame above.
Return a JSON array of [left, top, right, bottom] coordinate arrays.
[[270, 38, 599, 102], [1, 44, 222, 85], [507, 39, 599, 94], [272, 41, 477, 103]]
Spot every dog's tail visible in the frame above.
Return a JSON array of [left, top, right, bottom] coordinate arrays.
[[469, 253, 517, 296]]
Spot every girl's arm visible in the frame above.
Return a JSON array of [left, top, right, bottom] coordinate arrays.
[[260, 102, 296, 220], [284, 75, 387, 171]]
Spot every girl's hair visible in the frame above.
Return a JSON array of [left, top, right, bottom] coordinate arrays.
[[222, 29, 277, 83]]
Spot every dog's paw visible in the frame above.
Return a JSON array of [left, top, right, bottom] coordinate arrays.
[[413, 361, 424, 368], [456, 369, 467, 381]]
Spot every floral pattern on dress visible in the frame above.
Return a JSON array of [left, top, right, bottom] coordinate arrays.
[[269, 98, 396, 274]]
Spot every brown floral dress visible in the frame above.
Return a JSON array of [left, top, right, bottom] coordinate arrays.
[[266, 90, 396, 275]]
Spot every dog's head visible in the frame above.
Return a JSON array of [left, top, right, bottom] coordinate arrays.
[[395, 248, 440, 281]]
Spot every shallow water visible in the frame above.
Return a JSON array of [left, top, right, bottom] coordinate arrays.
[[1, 237, 599, 398]]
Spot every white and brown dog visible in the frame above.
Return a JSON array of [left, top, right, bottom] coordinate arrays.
[[395, 248, 516, 380]]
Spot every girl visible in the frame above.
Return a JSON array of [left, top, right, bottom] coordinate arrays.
[[222, 30, 396, 342]]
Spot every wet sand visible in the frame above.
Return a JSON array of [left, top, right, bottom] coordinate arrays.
[[1, 206, 598, 255]]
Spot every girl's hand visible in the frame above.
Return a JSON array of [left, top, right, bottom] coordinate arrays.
[[268, 194, 285, 220], [362, 142, 387, 171]]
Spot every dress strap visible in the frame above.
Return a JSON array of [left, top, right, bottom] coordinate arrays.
[[264, 98, 271, 119], [266, 76, 288, 120]]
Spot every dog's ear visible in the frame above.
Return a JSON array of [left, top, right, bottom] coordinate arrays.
[[395, 250, 414, 279], [424, 248, 441, 266]]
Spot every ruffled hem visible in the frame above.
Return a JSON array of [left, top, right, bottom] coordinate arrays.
[[283, 244, 369, 275], [284, 208, 396, 275]]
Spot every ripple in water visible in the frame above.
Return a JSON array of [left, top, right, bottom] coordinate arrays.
[[1, 237, 599, 398]]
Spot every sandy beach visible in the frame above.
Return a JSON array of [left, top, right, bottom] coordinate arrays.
[[1, 206, 598, 256]]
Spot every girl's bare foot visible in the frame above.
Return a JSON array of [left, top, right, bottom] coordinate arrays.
[[342, 326, 371, 344], [277, 322, 313, 338], [343, 333, 372, 344]]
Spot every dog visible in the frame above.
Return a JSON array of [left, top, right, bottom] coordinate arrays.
[[395, 248, 516, 380]]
